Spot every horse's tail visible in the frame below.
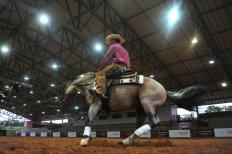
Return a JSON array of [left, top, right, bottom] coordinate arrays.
[[166, 85, 208, 110]]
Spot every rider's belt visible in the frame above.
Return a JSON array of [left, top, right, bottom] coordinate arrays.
[[111, 75, 144, 86]]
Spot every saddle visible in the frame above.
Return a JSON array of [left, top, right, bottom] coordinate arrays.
[[100, 70, 144, 112], [106, 70, 144, 87]]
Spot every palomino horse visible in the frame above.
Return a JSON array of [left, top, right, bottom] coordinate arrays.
[[64, 72, 207, 146]]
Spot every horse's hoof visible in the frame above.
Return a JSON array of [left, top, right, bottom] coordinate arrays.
[[120, 138, 133, 146], [118, 141, 130, 147], [118, 141, 123, 145], [80, 138, 89, 146], [120, 134, 137, 146]]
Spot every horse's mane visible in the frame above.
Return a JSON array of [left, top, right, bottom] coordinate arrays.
[[72, 72, 95, 85], [79, 72, 95, 78]]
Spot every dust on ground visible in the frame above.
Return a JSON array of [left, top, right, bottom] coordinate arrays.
[[0, 137, 231, 154]]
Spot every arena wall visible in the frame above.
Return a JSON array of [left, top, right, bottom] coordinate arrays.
[[72, 105, 178, 127]]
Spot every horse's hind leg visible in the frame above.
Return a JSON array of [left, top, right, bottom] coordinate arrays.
[[121, 100, 161, 145], [136, 102, 146, 128], [120, 103, 146, 145], [146, 105, 160, 127], [80, 97, 101, 146]]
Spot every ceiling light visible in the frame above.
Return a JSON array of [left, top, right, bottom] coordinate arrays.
[[1, 94, 6, 98], [42, 111, 45, 114], [77, 91, 81, 94], [94, 43, 103, 52], [50, 83, 55, 87], [221, 82, 227, 87], [51, 63, 59, 70], [191, 37, 198, 45], [23, 103, 27, 106], [29, 90, 34, 94], [55, 96, 58, 100], [38, 13, 50, 25], [29, 113, 32, 116], [208, 60, 215, 64], [74, 106, 79, 110], [5, 85, 9, 89], [167, 5, 180, 27], [1, 45, 10, 54], [37, 100, 41, 103], [150, 75, 154, 78], [24, 76, 30, 81], [12, 106, 15, 109], [1, 100, 4, 103], [57, 109, 60, 112], [13, 95, 17, 98]]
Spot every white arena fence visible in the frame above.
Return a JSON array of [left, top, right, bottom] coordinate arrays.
[[9, 128, 231, 138]]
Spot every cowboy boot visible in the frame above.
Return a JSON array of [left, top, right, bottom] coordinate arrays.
[[89, 89, 108, 99], [101, 93, 108, 99], [96, 76, 108, 99]]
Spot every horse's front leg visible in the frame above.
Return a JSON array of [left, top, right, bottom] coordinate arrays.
[[80, 97, 101, 146]]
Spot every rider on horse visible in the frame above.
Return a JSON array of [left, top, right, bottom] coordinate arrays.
[[64, 34, 208, 146], [96, 34, 131, 98]]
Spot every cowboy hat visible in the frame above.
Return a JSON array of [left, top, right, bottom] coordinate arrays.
[[105, 34, 126, 45]]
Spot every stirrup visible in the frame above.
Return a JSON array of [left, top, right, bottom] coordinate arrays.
[[96, 93, 108, 100], [101, 94, 108, 99], [89, 90, 108, 99]]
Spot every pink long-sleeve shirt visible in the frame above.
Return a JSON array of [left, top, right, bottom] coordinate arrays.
[[98, 43, 131, 70]]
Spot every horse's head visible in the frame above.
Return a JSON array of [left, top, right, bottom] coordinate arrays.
[[64, 72, 96, 95]]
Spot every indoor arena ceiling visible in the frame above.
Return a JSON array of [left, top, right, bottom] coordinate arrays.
[[0, 0, 231, 121]]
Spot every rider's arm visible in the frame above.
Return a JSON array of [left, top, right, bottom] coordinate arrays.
[[98, 45, 117, 70]]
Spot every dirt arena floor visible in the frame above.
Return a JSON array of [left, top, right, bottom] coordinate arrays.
[[0, 137, 231, 154]]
